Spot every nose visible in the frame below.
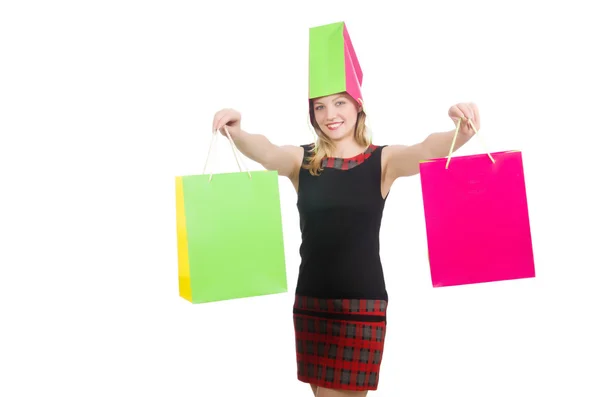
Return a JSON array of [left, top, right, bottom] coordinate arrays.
[[326, 107, 337, 120]]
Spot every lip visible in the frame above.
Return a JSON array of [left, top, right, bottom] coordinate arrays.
[[326, 122, 343, 130]]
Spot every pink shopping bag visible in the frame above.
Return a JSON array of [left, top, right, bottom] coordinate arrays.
[[419, 148, 535, 288]]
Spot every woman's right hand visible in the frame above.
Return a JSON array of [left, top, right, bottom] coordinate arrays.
[[212, 108, 242, 139]]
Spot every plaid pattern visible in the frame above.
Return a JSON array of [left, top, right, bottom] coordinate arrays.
[[303, 144, 377, 171], [295, 295, 387, 315], [293, 295, 387, 391]]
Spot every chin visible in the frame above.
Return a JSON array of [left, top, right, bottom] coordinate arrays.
[[332, 130, 353, 141], [322, 125, 351, 141]]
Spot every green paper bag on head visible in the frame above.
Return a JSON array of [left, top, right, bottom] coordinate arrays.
[[309, 21, 363, 104], [175, 132, 288, 304]]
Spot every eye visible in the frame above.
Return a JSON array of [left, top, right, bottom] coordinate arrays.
[[336, 101, 346, 106], [315, 105, 324, 111]]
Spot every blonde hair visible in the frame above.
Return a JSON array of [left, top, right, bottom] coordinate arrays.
[[303, 100, 371, 176]]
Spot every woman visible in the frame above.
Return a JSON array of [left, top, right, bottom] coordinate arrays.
[[211, 93, 479, 396]]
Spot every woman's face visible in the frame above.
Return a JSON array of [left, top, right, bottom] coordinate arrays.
[[312, 92, 360, 142]]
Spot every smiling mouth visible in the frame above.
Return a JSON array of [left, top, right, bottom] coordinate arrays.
[[326, 122, 343, 130]]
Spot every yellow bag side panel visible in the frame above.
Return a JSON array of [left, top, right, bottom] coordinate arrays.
[[175, 176, 192, 302]]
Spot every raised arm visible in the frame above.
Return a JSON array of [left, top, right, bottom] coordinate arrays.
[[212, 108, 304, 180], [382, 102, 479, 181], [229, 131, 304, 179]]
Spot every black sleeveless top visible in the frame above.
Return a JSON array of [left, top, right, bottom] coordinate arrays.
[[295, 143, 389, 301]]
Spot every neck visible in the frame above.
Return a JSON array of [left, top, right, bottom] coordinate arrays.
[[330, 136, 367, 158]]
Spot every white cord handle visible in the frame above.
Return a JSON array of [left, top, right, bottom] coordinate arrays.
[[445, 118, 495, 169], [202, 127, 252, 182]]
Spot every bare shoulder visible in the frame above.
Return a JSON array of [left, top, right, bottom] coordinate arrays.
[[280, 145, 305, 171], [381, 144, 409, 156], [275, 144, 306, 192], [280, 144, 305, 163], [380, 144, 408, 171], [381, 143, 425, 180], [266, 144, 306, 182]]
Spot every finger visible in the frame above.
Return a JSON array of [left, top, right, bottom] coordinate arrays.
[[448, 105, 462, 119], [457, 103, 474, 121], [214, 109, 235, 131], [212, 110, 225, 132], [215, 112, 231, 132], [449, 105, 465, 123]]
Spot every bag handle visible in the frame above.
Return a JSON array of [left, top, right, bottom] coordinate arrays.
[[445, 118, 496, 169], [202, 127, 252, 182]]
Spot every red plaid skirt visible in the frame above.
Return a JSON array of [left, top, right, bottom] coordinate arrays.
[[293, 295, 388, 391]]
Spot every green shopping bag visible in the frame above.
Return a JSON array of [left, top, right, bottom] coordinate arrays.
[[175, 130, 288, 303], [309, 21, 363, 104]]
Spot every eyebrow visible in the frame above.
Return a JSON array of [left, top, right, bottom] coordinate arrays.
[[313, 95, 345, 105]]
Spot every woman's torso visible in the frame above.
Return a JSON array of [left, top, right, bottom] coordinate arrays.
[[294, 143, 389, 301]]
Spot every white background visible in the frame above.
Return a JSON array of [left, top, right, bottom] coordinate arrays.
[[1, 0, 599, 396]]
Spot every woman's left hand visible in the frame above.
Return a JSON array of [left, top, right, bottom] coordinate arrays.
[[448, 102, 480, 136]]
